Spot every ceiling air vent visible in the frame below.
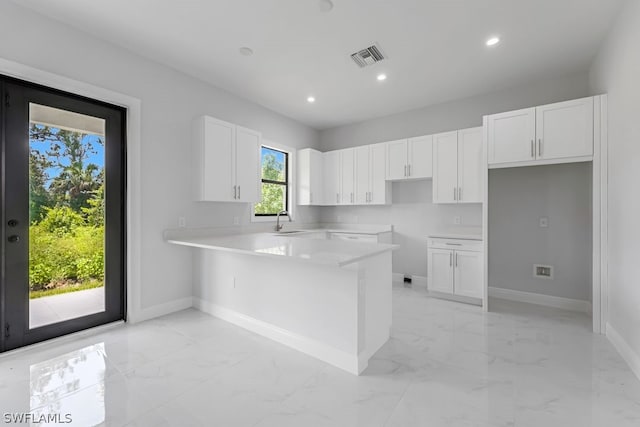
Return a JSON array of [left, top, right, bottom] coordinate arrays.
[[350, 44, 385, 68]]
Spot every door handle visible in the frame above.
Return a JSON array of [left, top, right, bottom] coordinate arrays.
[[238, 186, 241, 199], [458, 187, 462, 201], [455, 252, 458, 267], [453, 187, 457, 201], [7, 219, 18, 227], [531, 140, 534, 158], [538, 139, 543, 156], [8, 235, 19, 243], [449, 252, 452, 266]]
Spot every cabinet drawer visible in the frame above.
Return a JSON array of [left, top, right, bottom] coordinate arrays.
[[427, 238, 482, 252], [329, 233, 378, 243]]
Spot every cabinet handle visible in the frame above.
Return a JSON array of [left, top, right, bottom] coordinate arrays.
[[458, 187, 462, 201], [455, 253, 458, 267], [531, 140, 534, 158], [404, 165, 407, 177], [351, 192, 354, 203], [538, 139, 543, 156], [453, 187, 457, 201], [408, 164, 411, 176], [233, 185, 237, 199], [450, 252, 453, 266]]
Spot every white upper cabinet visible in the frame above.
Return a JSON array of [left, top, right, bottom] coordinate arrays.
[[536, 97, 594, 160], [193, 116, 260, 203], [487, 97, 595, 167], [386, 136, 433, 180], [355, 143, 389, 205], [487, 107, 535, 165], [457, 127, 483, 203], [408, 135, 433, 179], [323, 150, 340, 206], [340, 148, 355, 205], [432, 131, 458, 203], [297, 148, 324, 206], [386, 139, 408, 180], [433, 127, 483, 204]]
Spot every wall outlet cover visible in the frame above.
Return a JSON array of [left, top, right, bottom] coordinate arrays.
[[539, 217, 549, 228], [178, 217, 186, 228], [454, 216, 462, 225]]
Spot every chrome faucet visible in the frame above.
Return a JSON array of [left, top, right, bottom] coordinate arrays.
[[275, 210, 291, 232]]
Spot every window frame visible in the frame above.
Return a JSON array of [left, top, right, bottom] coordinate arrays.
[[252, 141, 295, 222]]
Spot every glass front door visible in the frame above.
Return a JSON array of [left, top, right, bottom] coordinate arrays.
[[1, 76, 125, 352]]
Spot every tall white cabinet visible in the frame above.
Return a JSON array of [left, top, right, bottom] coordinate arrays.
[[297, 148, 323, 205], [192, 116, 260, 203], [487, 97, 594, 167], [432, 127, 483, 204]]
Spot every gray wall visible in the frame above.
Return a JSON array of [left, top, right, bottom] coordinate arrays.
[[0, 1, 320, 312], [589, 0, 640, 363], [488, 164, 592, 301], [319, 72, 593, 292]]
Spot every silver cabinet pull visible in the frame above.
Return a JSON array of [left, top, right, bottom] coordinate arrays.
[[449, 252, 453, 266], [458, 187, 462, 201], [238, 186, 241, 200], [453, 187, 457, 201], [351, 192, 354, 203], [538, 139, 543, 156], [336, 193, 339, 204], [404, 165, 407, 177], [408, 164, 411, 176], [531, 140, 534, 158], [455, 252, 458, 267]]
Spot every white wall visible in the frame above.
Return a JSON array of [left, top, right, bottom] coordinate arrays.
[[488, 163, 593, 301], [0, 1, 319, 313], [319, 72, 591, 280], [589, 0, 640, 370]]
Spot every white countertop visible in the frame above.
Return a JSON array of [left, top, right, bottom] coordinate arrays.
[[428, 227, 483, 241], [167, 232, 397, 267]]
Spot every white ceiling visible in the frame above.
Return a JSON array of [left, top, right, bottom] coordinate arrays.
[[13, 0, 623, 130]]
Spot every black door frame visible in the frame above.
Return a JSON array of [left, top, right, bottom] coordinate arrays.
[[0, 75, 126, 352]]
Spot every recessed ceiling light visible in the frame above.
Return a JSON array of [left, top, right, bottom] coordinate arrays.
[[377, 73, 387, 81], [318, 0, 334, 12], [307, 96, 316, 103], [486, 37, 500, 47], [239, 47, 254, 56]]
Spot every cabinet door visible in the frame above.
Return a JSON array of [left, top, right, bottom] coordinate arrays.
[[453, 250, 483, 299], [197, 116, 235, 201], [386, 139, 408, 180], [428, 249, 454, 294], [309, 149, 324, 205], [487, 107, 536, 165], [536, 97, 594, 160], [369, 142, 388, 204], [323, 151, 340, 205], [408, 135, 433, 179], [457, 127, 483, 203], [354, 146, 370, 204], [432, 131, 458, 204], [340, 149, 355, 204], [235, 126, 261, 203]]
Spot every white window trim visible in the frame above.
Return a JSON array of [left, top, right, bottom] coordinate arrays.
[[251, 139, 296, 222]]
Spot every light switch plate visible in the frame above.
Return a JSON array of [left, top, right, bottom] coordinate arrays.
[[454, 216, 461, 225]]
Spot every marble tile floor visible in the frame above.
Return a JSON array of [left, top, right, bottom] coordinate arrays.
[[1, 284, 639, 426]]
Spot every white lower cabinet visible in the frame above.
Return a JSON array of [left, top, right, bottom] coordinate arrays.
[[427, 237, 484, 302]]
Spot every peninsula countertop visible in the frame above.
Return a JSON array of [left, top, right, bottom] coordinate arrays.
[[167, 232, 397, 267]]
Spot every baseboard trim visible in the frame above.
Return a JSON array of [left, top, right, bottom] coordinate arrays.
[[488, 287, 591, 313], [135, 297, 194, 323], [607, 323, 640, 381], [193, 297, 362, 375]]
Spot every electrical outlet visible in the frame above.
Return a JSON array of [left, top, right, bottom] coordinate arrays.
[[539, 217, 549, 228], [233, 217, 240, 225], [178, 217, 186, 228], [453, 216, 461, 225]]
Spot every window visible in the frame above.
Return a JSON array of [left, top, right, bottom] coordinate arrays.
[[254, 146, 289, 216]]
